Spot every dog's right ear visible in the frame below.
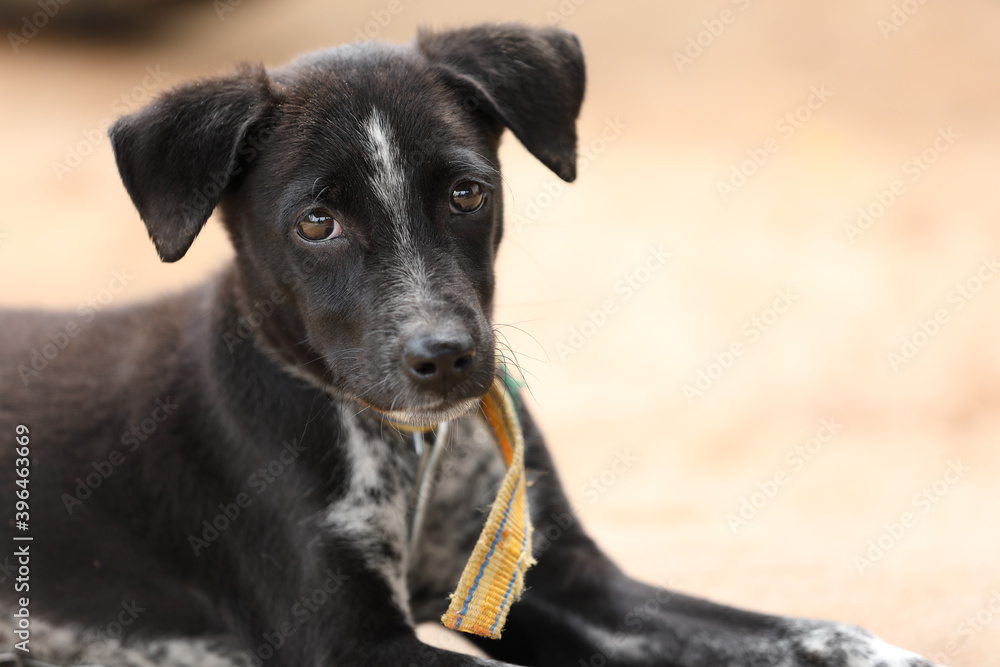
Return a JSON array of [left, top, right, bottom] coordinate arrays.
[[109, 64, 274, 262]]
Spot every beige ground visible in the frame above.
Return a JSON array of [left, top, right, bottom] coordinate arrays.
[[2, 0, 999, 664]]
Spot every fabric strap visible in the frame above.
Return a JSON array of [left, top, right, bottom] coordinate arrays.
[[440, 374, 534, 639]]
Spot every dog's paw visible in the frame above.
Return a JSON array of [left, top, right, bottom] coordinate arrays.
[[789, 621, 941, 667]]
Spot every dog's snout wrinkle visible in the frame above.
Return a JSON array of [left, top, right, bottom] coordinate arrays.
[[403, 329, 476, 396]]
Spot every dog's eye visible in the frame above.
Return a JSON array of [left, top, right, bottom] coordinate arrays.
[[450, 181, 487, 214], [296, 211, 342, 242]]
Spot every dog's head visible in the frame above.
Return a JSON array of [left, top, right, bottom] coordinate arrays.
[[109, 24, 584, 425]]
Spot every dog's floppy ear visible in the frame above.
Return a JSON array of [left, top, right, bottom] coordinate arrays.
[[109, 64, 274, 262], [418, 24, 586, 182]]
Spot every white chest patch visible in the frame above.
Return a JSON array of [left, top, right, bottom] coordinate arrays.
[[322, 412, 414, 623]]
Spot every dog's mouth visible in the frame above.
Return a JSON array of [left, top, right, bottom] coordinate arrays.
[[357, 396, 483, 428]]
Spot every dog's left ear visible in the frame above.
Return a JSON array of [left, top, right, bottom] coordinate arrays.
[[418, 24, 586, 182], [109, 64, 275, 262]]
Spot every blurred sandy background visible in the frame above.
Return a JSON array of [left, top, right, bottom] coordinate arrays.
[[2, 0, 999, 664]]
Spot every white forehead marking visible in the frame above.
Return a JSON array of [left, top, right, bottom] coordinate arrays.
[[363, 109, 432, 305], [364, 110, 408, 230]]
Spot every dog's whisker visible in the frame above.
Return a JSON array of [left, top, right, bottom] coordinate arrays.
[[493, 321, 551, 368], [496, 351, 538, 394], [492, 326, 543, 377]]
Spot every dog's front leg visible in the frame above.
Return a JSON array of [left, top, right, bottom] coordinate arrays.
[[214, 535, 523, 667], [466, 406, 938, 667]]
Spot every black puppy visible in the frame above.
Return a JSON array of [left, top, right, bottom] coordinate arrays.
[[0, 24, 938, 667]]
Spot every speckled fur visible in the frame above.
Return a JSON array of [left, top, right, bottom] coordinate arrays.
[[322, 412, 416, 623], [0, 410, 937, 666]]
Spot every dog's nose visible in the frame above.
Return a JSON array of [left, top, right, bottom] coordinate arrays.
[[403, 330, 476, 395]]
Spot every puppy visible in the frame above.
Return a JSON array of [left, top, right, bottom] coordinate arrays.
[[0, 23, 939, 667]]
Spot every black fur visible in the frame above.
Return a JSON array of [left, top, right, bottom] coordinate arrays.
[[0, 24, 937, 667]]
